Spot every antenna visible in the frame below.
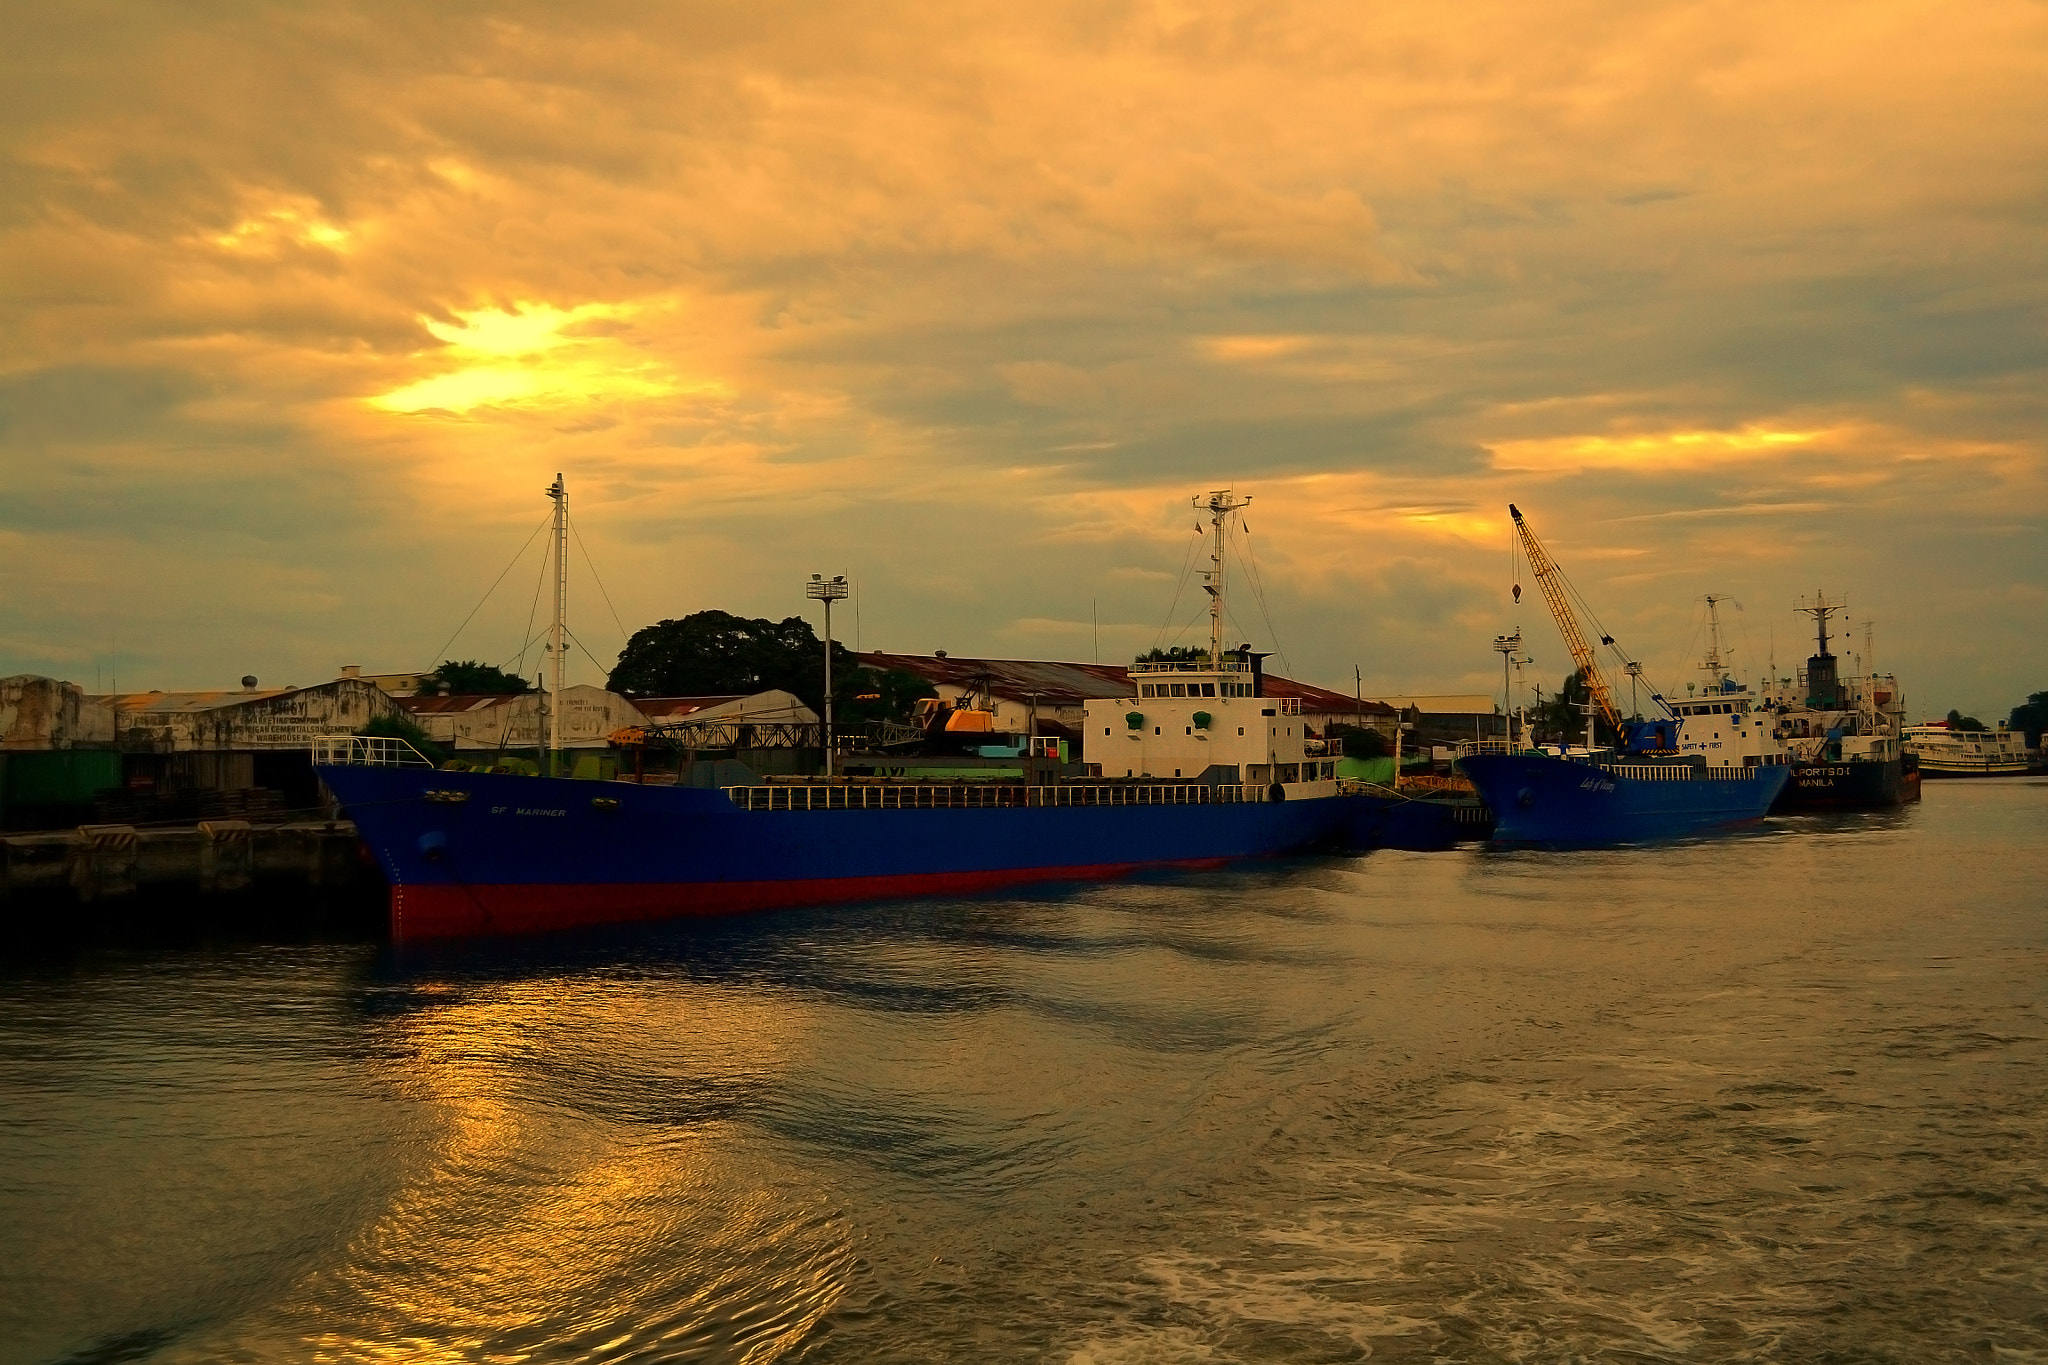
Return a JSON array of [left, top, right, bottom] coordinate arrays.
[[1195, 489, 1250, 666], [1794, 590, 1846, 709], [1699, 594, 1740, 689], [1795, 590, 1844, 657]]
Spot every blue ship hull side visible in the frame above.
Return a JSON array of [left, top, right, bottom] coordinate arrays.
[[319, 767, 1359, 938], [1459, 753, 1788, 847], [1345, 793, 1493, 851]]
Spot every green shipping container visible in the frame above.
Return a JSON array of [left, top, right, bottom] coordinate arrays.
[[1336, 755, 1397, 785], [2, 749, 124, 806]]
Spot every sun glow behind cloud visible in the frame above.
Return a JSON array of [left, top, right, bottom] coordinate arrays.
[[0, 0, 2043, 712], [1486, 427, 1831, 473], [371, 304, 698, 415]]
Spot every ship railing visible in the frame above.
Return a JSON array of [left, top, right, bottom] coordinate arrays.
[[312, 734, 436, 768], [722, 781, 1284, 811], [1600, 762, 1760, 781], [1459, 739, 1514, 756], [1130, 660, 1252, 675]]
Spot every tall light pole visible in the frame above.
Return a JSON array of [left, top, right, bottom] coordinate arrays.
[[807, 574, 849, 776]]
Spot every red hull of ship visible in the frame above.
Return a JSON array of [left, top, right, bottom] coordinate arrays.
[[390, 858, 1233, 940]]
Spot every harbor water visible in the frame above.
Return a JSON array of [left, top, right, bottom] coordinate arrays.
[[4, 780, 2044, 1363]]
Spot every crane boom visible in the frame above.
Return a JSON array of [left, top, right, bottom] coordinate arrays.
[[1509, 503, 1623, 732]]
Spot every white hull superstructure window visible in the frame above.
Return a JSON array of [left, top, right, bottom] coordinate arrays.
[[1903, 723, 2030, 775], [1088, 488, 1328, 789]]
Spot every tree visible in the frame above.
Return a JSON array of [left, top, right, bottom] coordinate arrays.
[[357, 712, 444, 765], [1532, 668, 1620, 746], [1329, 723, 1389, 758], [2010, 691, 2048, 747], [416, 660, 531, 696], [1946, 708, 1987, 732], [607, 610, 858, 714], [1135, 645, 1212, 663]]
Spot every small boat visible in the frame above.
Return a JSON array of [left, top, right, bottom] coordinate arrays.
[[1902, 721, 2031, 777]]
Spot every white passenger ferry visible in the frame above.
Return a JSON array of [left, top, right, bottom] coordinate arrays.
[[1902, 722, 2031, 777]]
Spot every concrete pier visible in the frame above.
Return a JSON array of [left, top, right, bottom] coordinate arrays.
[[1, 820, 375, 922]]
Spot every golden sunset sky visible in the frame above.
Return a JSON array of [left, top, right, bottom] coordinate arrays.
[[4, 1, 2044, 715]]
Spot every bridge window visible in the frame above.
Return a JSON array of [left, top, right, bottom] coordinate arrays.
[[1202, 683, 1216, 697]]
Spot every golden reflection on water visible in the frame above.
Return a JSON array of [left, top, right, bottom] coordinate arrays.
[[241, 976, 852, 1364]]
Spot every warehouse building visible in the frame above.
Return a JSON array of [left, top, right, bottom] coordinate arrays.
[[1, 675, 120, 829], [397, 684, 646, 752], [97, 676, 399, 815]]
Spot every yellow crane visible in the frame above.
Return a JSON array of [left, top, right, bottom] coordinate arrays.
[[1508, 504, 1623, 734]]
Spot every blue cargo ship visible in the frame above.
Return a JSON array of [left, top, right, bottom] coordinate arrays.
[[319, 485, 1370, 940], [1459, 751, 1788, 846], [318, 761, 1356, 939], [1473, 507, 1793, 846]]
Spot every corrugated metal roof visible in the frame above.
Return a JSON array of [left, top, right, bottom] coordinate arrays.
[[634, 695, 748, 719], [1263, 677, 1399, 717], [859, 652, 1134, 706], [1367, 694, 1498, 715], [397, 693, 519, 715], [859, 651, 1394, 717], [91, 683, 360, 716]]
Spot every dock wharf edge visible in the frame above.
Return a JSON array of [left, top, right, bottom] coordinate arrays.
[[1, 820, 371, 905]]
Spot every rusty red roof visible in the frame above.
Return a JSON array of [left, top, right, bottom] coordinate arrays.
[[1259, 676, 1397, 717], [858, 652, 1393, 717], [859, 652, 1134, 706]]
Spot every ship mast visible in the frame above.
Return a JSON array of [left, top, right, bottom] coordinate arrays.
[[1796, 590, 1841, 658], [548, 473, 566, 777], [1196, 489, 1250, 666], [1795, 589, 1844, 710], [1700, 594, 1731, 690]]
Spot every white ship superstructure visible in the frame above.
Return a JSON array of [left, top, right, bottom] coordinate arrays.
[[1652, 598, 1789, 769], [1084, 490, 1338, 794]]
